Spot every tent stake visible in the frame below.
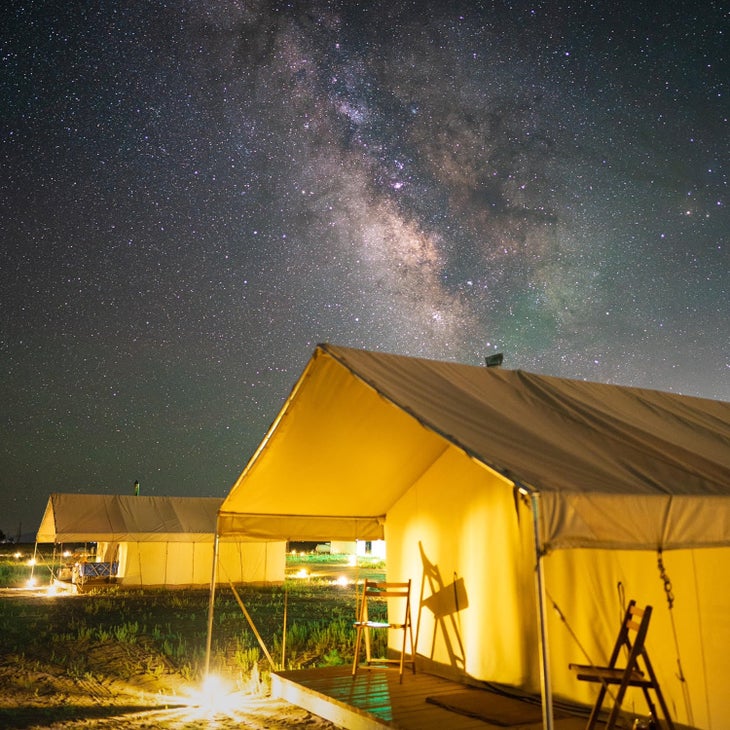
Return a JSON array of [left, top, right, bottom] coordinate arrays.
[[529, 491, 554, 730]]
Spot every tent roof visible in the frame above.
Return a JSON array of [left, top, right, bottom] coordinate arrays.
[[219, 344, 730, 551], [37, 493, 223, 543]]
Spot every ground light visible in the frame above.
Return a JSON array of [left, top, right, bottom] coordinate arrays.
[[130, 673, 255, 725], [183, 673, 242, 716], [103, 680, 296, 729]]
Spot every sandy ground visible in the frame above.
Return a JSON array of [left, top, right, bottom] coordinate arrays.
[[0, 655, 340, 729]]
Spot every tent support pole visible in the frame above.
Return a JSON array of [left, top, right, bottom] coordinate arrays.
[[30, 541, 38, 582], [530, 492, 554, 730], [204, 532, 220, 677]]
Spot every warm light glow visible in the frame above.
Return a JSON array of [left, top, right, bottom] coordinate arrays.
[[127, 678, 262, 726], [27, 557, 36, 566], [47, 584, 58, 596], [62, 550, 72, 558], [335, 575, 349, 587], [347, 554, 357, 567], [13, 551, 22, 560], [177, 674, 242, 718], [295, 568, 309, 579], [26, 576, 37, 588]]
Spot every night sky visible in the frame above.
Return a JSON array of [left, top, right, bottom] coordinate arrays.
[[1, 1, 727, 539]]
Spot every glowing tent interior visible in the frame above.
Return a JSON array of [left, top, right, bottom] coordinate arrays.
[[37, 493, 285, 587], [216, 343, 730, 729]]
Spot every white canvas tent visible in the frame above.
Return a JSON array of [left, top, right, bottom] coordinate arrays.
[[216, 343, 730, 729], [37, 493, 284, 587]]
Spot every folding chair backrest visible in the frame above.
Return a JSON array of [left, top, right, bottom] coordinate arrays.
[[358, 580, 411, 622], [607, 602, 652, 670], [365, 581, 411, 600]]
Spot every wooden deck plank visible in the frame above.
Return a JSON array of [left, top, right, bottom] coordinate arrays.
[[272, 666, 590, 730]]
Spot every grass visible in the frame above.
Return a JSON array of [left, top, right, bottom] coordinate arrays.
[[0, 550, 388, 690]]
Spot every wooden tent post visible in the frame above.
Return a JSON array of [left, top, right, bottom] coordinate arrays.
[[30, 541, 38, 582], [204, 532, 220, 677], [281, 579, 288, 670]]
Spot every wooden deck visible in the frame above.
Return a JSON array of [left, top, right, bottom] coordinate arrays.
[[272, 666, 591, 730]]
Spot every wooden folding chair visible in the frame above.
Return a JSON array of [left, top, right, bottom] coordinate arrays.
[[569, 600, 675, 730], [352, 579, 415, 682]]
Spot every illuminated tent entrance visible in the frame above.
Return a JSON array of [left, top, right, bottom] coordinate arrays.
[[214, 343, 730, 729], [36, 493, 285, 588]]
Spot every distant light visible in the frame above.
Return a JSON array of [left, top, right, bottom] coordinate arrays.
[[26, 577, 37, 588], [47, 584, 58, 596], [27, 557, 37, 566], [336, 576, 349, 587], [295, 569, 309, 579], [347, 555, 357, 567], [63, 550, 72, 558], [13, 551, 22, 560]]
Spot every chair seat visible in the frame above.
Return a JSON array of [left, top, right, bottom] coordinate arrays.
[[569, 663, 648, 685], [355, 620, 397, 629]]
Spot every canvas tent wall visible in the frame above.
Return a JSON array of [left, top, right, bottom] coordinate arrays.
[[217, 343, 730, 729], [37, 493, 284, 587]]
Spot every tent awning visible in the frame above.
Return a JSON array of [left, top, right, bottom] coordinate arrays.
[[219, 344, 730, 551]]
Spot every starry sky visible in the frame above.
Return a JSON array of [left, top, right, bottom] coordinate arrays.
[[1, 1, 727, 539]]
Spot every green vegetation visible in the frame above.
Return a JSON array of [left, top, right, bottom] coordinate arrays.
[[0, 545, 66, 587], [0, 552, 388, 690], [0, 552, 35, 586]]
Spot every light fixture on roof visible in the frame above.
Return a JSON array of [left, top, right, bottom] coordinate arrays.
[[485, 353, 504, 367]]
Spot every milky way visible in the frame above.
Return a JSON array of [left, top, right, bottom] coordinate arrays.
[[1, 1, 727, 535]]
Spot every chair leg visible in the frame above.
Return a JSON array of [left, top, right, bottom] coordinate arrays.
[[352, 626, 360, 678], [642, 654, 676, 730], [399, 624, 407, 682], [640, 688, 675, 730], [364, 626, 371, 665], [652, 688, 676, 730], [605, 678, 632, 730], [352, 625, 363, 677], [408, 619, 415, 674]]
